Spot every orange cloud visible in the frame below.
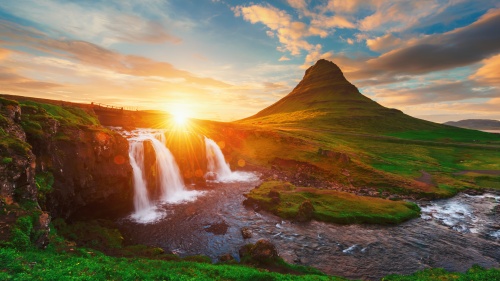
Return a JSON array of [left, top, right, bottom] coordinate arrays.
[[470, 54, 500, 85], [366, 33, 402, 52]]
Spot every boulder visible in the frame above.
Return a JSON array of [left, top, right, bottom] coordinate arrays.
[[241, 227, 252, 239], [296, 200, 315, 222], [239, 239, 279, 264]]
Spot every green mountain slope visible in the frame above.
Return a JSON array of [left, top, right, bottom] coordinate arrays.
[[240, 60, 498, 143]]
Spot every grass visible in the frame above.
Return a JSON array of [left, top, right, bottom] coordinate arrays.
[[20, 100, 99, 127], [0, 217, 341, 281], [35, 172, 54, 206], [382, 265, 500, 281], [0, 247, 346, 281], [246, 181, 420, 224]]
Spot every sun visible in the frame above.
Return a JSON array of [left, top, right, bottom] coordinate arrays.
[[173, 110, 188, 126], [173, 111, 187, 126]]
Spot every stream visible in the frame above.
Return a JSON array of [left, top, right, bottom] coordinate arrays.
[[117, 177, 500, 280]]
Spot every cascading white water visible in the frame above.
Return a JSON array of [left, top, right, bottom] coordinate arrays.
[[149, 136, 190, 202], [129, 142, 151, 212], [126, 129, 202, 223], [204, 136, 257, 182], [128, 138, 165, 223], [205, 137, 232, 179]]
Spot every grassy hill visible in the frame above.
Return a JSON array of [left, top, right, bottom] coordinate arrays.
[[239, 60, 499, 145], [201, 60, 500, 206]]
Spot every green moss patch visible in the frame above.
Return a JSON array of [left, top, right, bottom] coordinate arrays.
[[246, 181, 420, 225]]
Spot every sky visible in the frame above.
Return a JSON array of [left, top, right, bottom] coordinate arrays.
[[0, 0, 499, 122]]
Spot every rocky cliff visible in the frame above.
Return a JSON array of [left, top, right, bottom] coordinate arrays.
[[0, 97, 133, 225]]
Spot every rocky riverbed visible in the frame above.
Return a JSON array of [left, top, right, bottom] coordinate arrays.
[[117, 176, 500, 280]]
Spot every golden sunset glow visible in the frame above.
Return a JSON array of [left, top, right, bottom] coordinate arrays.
[[173, 111, 188, 126]]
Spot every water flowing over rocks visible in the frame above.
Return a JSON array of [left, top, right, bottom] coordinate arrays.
[[117, 177, 500, 281]]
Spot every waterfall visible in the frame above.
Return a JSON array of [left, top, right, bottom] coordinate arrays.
[[204, 136, 232, 180], [129, 142, 151, 212], [204, 136, 257, 182], [149, 136, 187, 202], [126, 129, 202, 223], [128, 139, 165, 223]]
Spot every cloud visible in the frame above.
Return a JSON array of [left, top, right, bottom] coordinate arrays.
[[0, 21, 232, 89], [358, 1, 459, 32], [311, 15, 356, 29], [0, 47, 61, 92], [0, 0, 181, 46], [470, 54, 500, 85], [233, 4, 318, 56], [366, 33, 403, 52], [366, 8, 500, 75], [370, 80, 499, 106], [302, 45, 333, 68], [263, 82, 288, 89], [321, 0, 376, 14], [279, 56, 291, 61]]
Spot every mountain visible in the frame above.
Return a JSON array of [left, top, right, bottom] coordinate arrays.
[[240, 59, 447, 134], [444, 119, 500, 130]]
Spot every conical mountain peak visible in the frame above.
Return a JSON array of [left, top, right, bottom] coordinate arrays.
[[244, 59, 371, 119], [304, 59, 344, 78], [291, 59, 352, 96], [241, 59, 442, 134]]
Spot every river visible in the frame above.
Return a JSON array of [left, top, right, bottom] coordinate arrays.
[[117, 177, 500, 280]]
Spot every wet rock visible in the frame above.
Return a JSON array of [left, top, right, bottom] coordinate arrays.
[[219, 253, 235, 262], [241, 227, 252, 239], [296, 200, 315, 222], [239, 239, 279, 264], [204, 221, 229, 235], [464, 189, 484, 196]]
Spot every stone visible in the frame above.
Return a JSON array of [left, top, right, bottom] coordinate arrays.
[[239, 239, 279, 264], [219, 253, 235, 262], [241, 227, 252, 239], [296, 200, 315, 222]]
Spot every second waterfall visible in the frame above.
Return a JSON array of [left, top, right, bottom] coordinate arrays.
[[127, 130, 202, 223]]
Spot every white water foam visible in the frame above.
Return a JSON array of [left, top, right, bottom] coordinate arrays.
[[126, 129, 204, 224], [420, 193, 499, 236], [204, 136, 257, 182]]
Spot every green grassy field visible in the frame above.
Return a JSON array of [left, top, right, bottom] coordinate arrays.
[[246, 181, 420, 224]]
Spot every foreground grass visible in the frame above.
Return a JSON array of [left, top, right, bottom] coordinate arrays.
[[0, 247, 341, 281], [246, 181, 420, 224], [382, 266, 500, 281]]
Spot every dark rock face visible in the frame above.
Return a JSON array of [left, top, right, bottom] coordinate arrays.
[[0, 102, 37, 202], [4, 98, 134, 220], [41, 128, 133, 219]]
